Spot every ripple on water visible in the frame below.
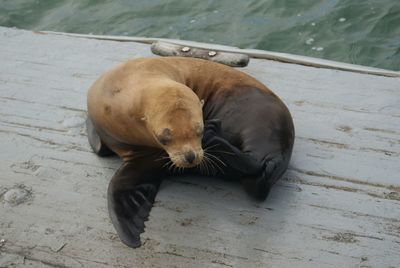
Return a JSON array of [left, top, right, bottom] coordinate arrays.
[[0, 0, 398, 70]]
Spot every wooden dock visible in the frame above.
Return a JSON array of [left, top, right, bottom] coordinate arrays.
[[0, 26, 399, 267]]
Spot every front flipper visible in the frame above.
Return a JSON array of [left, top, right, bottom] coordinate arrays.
[[202, 119, 261, 176], [86, 117, 115, 156], [202, 119, 288, 201], [108, 159, 164, 248]]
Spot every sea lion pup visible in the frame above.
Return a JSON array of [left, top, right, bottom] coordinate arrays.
[[86, 57, 295, 248]]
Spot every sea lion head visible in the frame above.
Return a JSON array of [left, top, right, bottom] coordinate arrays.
[[145, 86, 204, 168]]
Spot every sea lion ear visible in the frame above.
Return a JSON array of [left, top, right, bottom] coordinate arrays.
[[200, 99, 205, 107]]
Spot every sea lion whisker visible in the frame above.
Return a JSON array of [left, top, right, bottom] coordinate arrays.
[[155, 155, 171, 162], [172, 164, 179, 174], [204, 153, 224, 175], [162, 160, 172, 168], [204, 152, 227, 167], [208, 156, 223, 175], [200, 160, 205, 174], [204, 143, 219, 151], [166, 162, 174, 172], [208, 149, 235, 156], [202, 159, 207, 175], [168, 162, 175, 172], [199, 159, 205, 175], [159, 156, 171, 159], [202, 155, 210, 176], [204, 155, 216, 176], [204, 156, 214, 175], [204, 152, 226, 172]]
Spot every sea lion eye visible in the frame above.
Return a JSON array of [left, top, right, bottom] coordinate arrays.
[[158, 128, 172, 145], [159, 137, 169, 145]]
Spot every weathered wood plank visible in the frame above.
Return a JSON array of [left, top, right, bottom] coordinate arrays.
[[0, 27, 399, 268]]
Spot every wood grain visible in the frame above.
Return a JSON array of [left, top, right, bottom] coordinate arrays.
[[0, 27, 399, 268]]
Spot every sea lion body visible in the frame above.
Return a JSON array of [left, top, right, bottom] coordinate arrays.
[[86, 57, 295, 248]]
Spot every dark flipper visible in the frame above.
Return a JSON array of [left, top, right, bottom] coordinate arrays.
[[202, 119, 262, 175], [107, 159, 165, 248], [204, 135, 261, 175], [86, 117, 115, 156], [203, 119, 288, 200], [241, 156, 287, 200]]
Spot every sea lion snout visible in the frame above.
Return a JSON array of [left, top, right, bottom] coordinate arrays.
[[184, 151, 196, 164], [168, 147, 204, 168], [181, 148, 203, 167]]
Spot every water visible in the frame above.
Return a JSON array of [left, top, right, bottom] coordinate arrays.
[[1, 0, 399, 71]]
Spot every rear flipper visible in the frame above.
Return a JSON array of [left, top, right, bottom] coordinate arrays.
[[241, 156, 287, 200], [86, 117, 115, 156], [108, 160, 164, 248]]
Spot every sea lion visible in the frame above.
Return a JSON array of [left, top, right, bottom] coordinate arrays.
[[86, 57, 295, 248]]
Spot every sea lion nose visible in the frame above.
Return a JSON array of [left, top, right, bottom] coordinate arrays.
[[184, 151, 196, 164]]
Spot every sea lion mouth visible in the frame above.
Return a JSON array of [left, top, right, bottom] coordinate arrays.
[[174, 162, 199, 168], [167, 150, 204, 169]]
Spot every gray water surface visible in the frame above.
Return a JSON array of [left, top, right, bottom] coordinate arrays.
[[1, 0, 399, 70]]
